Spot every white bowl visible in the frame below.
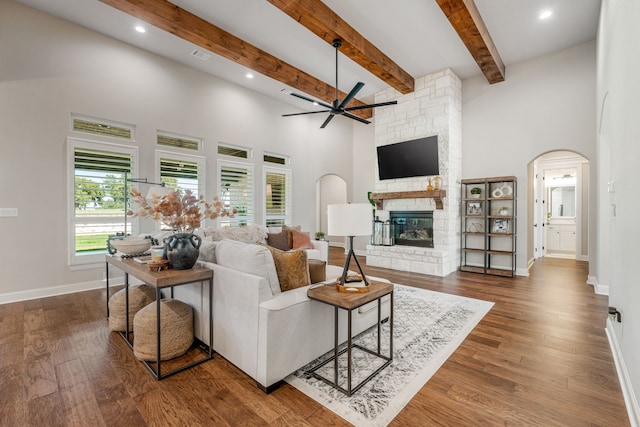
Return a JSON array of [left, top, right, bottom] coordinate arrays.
[[110, 238, 152, 255]]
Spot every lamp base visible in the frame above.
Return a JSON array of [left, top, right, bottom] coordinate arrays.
[[339, 236, 369, 286]]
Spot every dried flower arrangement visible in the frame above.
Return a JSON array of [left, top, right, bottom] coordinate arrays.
[[127, 188, 237, 233]]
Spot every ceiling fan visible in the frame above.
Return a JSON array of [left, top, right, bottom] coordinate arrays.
[[282, 39, 398, 128]]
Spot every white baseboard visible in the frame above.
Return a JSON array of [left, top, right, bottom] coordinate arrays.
[[587, 275, 609, 296], [606, 321, 640, 427], [0, 279, 113, 305], [515, 267, 529, 277]]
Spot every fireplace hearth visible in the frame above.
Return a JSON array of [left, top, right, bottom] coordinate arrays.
[[390, 211, 434, 248]]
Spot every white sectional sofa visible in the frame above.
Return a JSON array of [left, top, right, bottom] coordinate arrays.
[[166, 225, 389, 392]]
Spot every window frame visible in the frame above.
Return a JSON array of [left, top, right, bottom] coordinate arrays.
[[217, 159, 255, 227], [67, 137, 138, 267], [154, 150, 206, 230], [264, 165, 292, 227]]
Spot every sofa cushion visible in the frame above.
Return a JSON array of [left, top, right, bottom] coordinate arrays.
[[198, 240, 217, 263], [282, 225, 301, 248], [262, 245, 311, 292], [215, 239, 280, 295], [266, 230, 291, 251], [200, 224, 268, 244], [291, 230, 314, 250], [308, 259, 327, 283]]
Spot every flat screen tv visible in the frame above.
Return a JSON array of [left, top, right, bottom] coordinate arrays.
[[377, 135, 439, 180]]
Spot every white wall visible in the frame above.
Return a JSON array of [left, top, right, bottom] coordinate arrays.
[[598, 0, 640, 422], [0, 0, 355, 299], [462, 41, 597, 275]]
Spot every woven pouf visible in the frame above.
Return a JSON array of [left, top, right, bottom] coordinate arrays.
[[108, 284, 156, 332], [133, 299, 194, 361]]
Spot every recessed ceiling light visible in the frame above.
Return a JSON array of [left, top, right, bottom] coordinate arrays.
[[135, 26, 146, 33], [539, 10, 552, 20], [246, 73, 254, 79]]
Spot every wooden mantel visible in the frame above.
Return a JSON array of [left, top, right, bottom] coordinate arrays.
[[369, 190, 446, 210]]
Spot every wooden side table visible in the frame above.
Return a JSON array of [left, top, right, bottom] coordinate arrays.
[[105, 255, 214, 380], [306, 280, 394, 396]]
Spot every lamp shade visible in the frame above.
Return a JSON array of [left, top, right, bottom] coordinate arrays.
[[327, 203, 372, 236]]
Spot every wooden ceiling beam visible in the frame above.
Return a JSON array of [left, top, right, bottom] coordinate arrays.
[[99, 0, 372, 118], [435, 0, 505, 84], [267, 0, 414, 95]]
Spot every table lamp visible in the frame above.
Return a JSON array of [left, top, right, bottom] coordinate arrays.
[[327, 203, 372, 286]]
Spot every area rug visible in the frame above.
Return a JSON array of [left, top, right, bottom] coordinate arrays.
[[285, 284, 494, 427]]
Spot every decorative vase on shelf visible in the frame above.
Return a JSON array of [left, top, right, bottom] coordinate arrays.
[[432, 176, 442, 190], [166, 233, 201, 270], [426, 177, 433, 191]]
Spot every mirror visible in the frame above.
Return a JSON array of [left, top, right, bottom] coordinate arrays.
[[549, 186, 575, 217]]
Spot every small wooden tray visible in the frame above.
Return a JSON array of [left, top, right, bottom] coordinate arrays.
[[148, 260, 170, 271]]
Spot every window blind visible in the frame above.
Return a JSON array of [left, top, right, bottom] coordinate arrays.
[[219, 162, 254, 226]]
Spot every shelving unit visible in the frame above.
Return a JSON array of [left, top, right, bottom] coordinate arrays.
[[460, 176, 517, 277]]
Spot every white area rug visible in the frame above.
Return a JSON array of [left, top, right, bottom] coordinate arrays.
[[286, 284, 494, 427]]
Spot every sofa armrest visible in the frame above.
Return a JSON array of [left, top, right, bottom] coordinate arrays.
[[310, 240, 329, 263]]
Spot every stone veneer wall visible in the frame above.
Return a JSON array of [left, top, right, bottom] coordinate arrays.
[[366, 69, 462, 276]]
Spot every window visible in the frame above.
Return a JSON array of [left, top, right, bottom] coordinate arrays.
[[158, 152, 204, 194], [218, 142, 251, 159], [71, 113, 135, 140], [68, 138, 136, 265], [218, 160, 254, 227], [156, 151, 205, 229], [157, 130, 201, 152], [264, 167, 292, 227], [264, 152, 289, 165]]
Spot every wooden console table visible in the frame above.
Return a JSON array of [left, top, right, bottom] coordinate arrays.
[[105, 255, 214, 380], [369, 190, 446, 210], [306, 280, 394, 396]]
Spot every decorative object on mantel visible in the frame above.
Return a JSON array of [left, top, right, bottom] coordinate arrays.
[[432, 175, 442, 190], [128, 188, 237, 270], [426, 177, 434, 191], [368, 190, 447, 210]]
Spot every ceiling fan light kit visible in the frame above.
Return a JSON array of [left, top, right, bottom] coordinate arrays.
[[283, 39, 398, 128]]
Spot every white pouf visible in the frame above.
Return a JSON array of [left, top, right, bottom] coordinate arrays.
[[133, 299, 193, 361]]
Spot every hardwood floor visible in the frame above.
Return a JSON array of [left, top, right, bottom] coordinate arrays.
[[0, 249, 629, 426]]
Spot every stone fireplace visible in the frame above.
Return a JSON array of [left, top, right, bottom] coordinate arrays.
[[390, 211, 434, 248], [365, 69, 462, 277]]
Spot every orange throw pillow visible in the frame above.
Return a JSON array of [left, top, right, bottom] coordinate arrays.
[[291, 230, 314, 250]]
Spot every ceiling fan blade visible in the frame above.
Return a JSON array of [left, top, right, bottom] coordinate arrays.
[[343, 112, 371, 125], [344, 100, 398, 111], [338, 82, 365, 109], [282, 109, 330, 117], [290, 92, 333, 109], [320, 114, 336, 129]]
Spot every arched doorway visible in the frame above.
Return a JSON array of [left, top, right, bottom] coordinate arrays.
[[315, 174, 347, 247], [530, 151, 589, 261]]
